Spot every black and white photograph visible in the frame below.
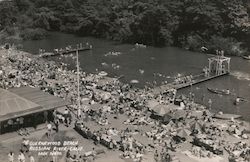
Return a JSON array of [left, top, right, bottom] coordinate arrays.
[[0, 0, 249, 162]]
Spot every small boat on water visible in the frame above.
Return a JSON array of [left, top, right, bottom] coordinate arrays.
[[207, 87, 230, 95], [130, 79, 139, 84], [242, 55, 250, 60], [135, 43, 147, 48], [214, 113, 242, 120], [234, 97, 248, 105], [98, 71, 108, 77], [39, 52, 54, 58]]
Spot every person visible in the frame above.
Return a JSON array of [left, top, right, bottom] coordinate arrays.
[[208, 99, 212, 110], [8, 151, 14, 162], [52, 110, 57, 122], [77, 108, 82, 119], [19, 117, 24, 128], [43, 111, 48, 122], [92, 148, 97, 161], [202, 94, 205, 104], [54, 119, 59, 133], [22, 138, 30, 153], [64, 109, 69, 121], [164, 153, 171, 162], [154, 150, 159, 162], [7, 119, 14, 132], [67, 112, 72, 126], [66, 150, 71, 162], [29, 155, 35, 162], [47, 122, 52, 137], [18, 151, 25, 162]]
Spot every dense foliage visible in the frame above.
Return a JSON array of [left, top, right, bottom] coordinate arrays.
[[0, 0, 249, 55]]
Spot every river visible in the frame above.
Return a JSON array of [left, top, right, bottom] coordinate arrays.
[[21, 32, 250, 121]]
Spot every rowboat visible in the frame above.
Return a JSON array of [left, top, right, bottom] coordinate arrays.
[[214, 113, 242, 120], [207, 87, 230, 95], [242, 55, 250, 60]]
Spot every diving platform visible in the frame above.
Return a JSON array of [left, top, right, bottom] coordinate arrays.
[[151, 50, 231, 95], [151, 72, 229, 95]]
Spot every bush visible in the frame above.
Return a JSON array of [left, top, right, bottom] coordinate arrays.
[[207, 36, 247, 56], [185, 34, 203, 51]]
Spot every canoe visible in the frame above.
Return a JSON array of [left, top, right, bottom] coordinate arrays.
[[242, 55, 250, 60], [130, 79, 139, 84], [214, 113, 242, 120], [207, 87, 230, 95]]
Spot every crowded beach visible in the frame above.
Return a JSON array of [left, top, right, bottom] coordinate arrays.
[[0, 45, 249, 162]]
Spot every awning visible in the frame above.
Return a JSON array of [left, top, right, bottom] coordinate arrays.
[[0, 86, 70, 121], [0, 88, 41, 121]]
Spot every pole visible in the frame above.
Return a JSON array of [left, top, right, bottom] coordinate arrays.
[[76, 45, 80, 117]]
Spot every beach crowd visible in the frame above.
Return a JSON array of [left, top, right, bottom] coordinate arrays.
[[0, 46, 249, 162]]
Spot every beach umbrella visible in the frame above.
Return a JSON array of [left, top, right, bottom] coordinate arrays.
[[147, 99, 159, 109], [125, 92, 132, 99], [163, 117, 174, 126], [153, 104, 171, 116], [176, 128, 191, 138], [81, 98, 90, 105], [167, 120, 175, 126], [102, 105, 111, 112], [190, 121, 203, 132], [171, 110, 187, 119], [90, 103, 101, 111], [82, 105, 90, 112], [189, 111, 203, 119], [177, 94, 186, 100], [101, 92, 111, 101], [133, 134, 153, 146]]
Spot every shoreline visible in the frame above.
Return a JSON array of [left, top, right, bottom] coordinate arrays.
[[2, 32, 248, 58]]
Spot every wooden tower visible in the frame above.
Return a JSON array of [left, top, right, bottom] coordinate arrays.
[[208, 50, 230, 76]]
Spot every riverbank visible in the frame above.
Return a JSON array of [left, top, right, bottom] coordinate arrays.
[[0, 47, 249, 162]]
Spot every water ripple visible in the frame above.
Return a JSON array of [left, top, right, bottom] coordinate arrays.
[[231, 71, 250, 81]]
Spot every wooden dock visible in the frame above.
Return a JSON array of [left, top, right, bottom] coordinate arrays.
[[150, 72, 229, 95], [39, 46, 92, 58]]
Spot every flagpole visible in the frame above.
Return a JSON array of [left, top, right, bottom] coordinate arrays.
[[76, 45, 80, 116]]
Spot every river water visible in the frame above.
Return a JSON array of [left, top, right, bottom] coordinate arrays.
[[21, 32, 250, 121]]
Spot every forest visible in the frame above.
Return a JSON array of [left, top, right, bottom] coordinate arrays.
[[0, 0, 249, 55]]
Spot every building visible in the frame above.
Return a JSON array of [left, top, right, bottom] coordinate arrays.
[[0, 86, 69, 134]]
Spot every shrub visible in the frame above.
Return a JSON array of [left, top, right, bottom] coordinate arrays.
[[208, 36, 247, 56]]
